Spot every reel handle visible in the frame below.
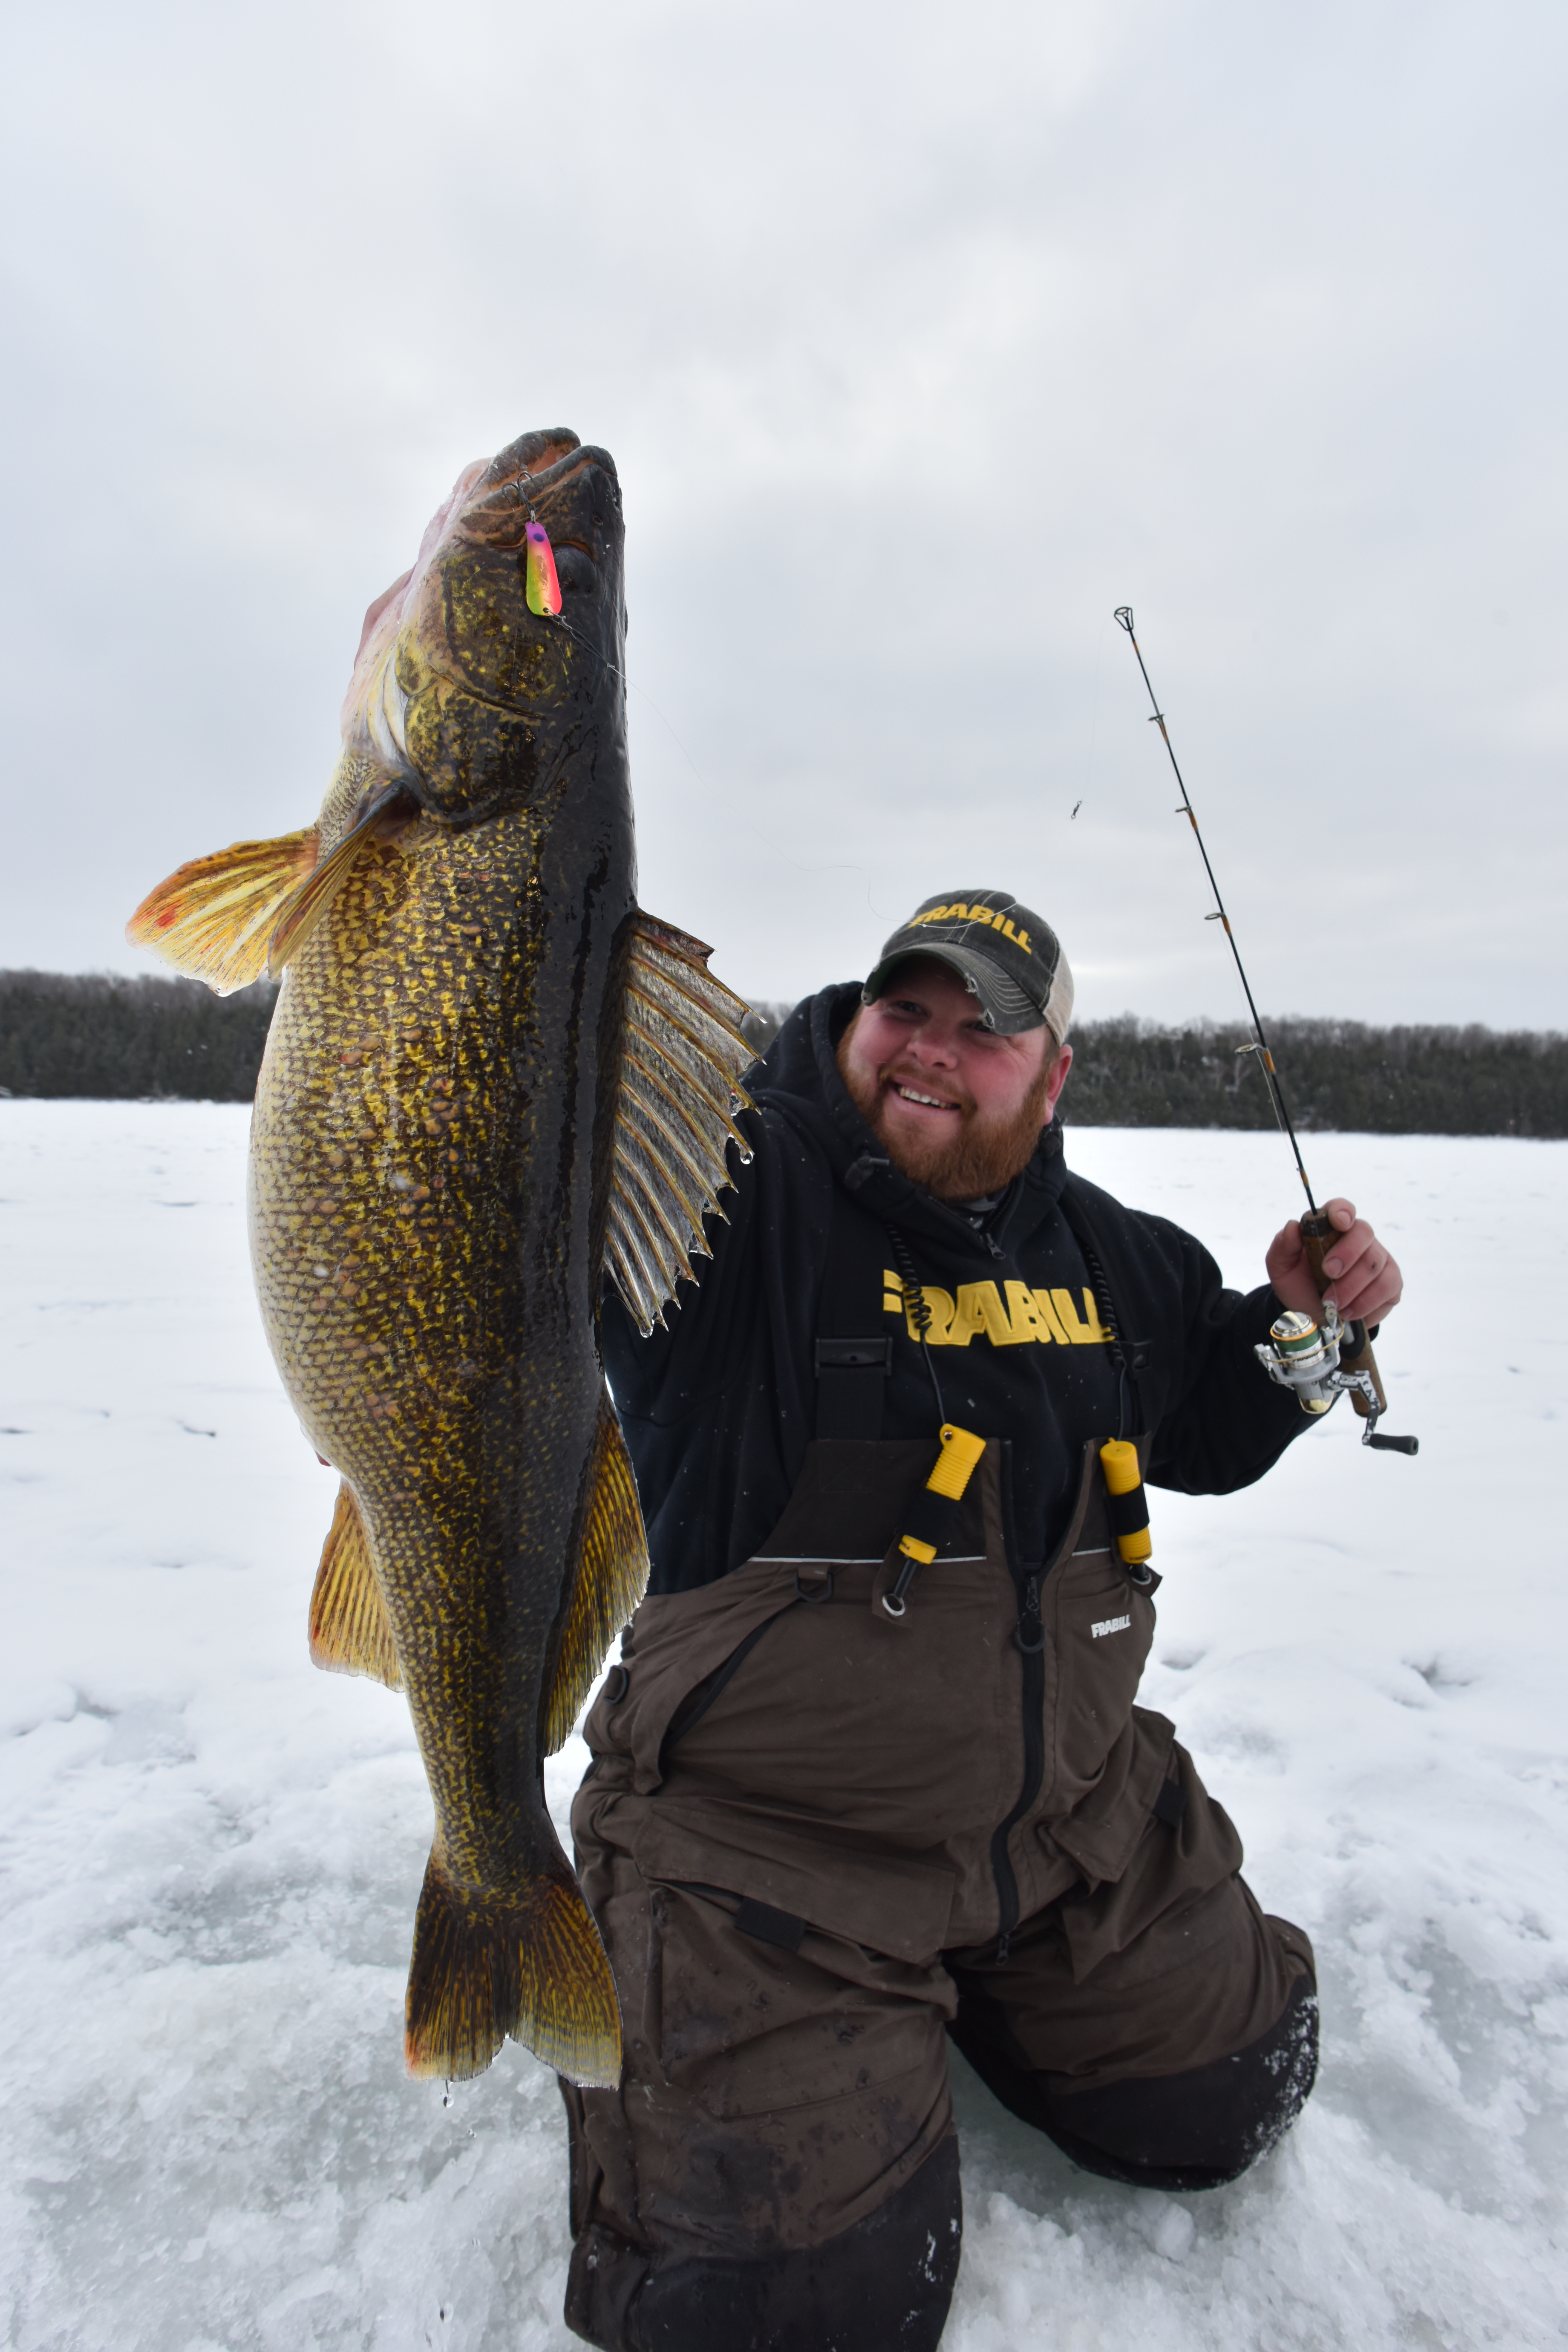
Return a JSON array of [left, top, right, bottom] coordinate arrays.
[[1300, 1209, 1386, 1416]]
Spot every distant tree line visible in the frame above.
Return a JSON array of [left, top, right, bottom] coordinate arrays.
[[740, 1002, 1568, 1137], [1058, 1015, 1568, 1137], [0, 972, 280, 1101], [2, 974, 1565, 1135]]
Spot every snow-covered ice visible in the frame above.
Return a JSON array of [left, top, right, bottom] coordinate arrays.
[[2, 1102, 1565, 2350]]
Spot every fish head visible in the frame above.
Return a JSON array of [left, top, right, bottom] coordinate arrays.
[[339, 429, 627, 829]]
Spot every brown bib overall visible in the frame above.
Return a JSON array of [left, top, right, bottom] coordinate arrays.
[[561, 1428, 1315, 2352]]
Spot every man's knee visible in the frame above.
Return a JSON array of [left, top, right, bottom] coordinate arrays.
[[1039, 1968, 1319, 2189], [957, 1968, 1319, 2192], [565, 2135, 963, 2352]]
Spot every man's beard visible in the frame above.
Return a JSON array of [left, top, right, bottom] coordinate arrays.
[[837, 1034, 1055, 1202]]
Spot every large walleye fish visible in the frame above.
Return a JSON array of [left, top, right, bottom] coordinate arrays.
[[127, 429, 752, 2086]]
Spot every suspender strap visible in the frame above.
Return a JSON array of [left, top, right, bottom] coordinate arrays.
[[814, 1187, 893, 1439], [1057, 1183, 1152, 1438]]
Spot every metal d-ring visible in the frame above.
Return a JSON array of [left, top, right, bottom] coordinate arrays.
[[794, 1568, 835, 1604]]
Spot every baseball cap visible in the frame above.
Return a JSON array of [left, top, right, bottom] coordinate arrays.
[[862, 890, 1074, 1042]]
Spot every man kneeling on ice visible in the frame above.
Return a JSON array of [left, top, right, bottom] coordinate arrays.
[[560, 891, 1404, 2352]]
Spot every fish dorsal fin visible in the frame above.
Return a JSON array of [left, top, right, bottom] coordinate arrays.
[[607, 914, 757, 1333], [309, 1481, 404, 1690], [126, 828, 320, 995], [542, 1392, 650, 1755]]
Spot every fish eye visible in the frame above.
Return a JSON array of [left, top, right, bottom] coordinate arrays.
[[553, 544, 600, 595]]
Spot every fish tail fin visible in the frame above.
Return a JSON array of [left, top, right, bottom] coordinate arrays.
[[404, 1853, 623, 2088], [308, 1481, 403, 1689]]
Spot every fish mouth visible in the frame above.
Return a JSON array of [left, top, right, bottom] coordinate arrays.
[[481, 430, 620, 507], [458, 432, 626, 646], [468, 432, 623, 550], [338, 427, 628, 825]]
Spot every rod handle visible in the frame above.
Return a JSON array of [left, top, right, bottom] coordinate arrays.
[[1299, 1210, 1387, 1416]]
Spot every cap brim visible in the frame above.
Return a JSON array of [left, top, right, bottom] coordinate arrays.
[[862, 943, 1048, 1037]]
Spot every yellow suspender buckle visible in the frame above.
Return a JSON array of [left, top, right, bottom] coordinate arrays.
[[1098, 1438, 1153, 1568]]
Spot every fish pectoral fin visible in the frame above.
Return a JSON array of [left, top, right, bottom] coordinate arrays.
[[125, 827, 320, 995], [607, 912, 758, 1333], [404, 1853, 623, 2088], [308, 1481, 404, 1689], [267, 781, 412, 978], [543, 1392, 650, 1755]]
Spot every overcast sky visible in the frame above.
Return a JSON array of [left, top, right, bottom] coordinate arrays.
[[5, 0, 1564, 1030]]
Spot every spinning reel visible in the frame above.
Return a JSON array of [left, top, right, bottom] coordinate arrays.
[[1255, 1297, 1418, 1454]]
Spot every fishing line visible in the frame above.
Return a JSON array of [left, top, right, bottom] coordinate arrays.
[[1112, 606, 1318, 1212], [1081, 609, 1109, 819], [517, 470, 887, 908], [516, 473, 884, 903], [548, 600, 885, 910]]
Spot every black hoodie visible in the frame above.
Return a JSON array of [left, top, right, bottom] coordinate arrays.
[[602, 985, 1312, 1594]]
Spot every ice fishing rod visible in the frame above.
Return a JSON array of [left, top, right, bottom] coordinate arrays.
[[1112, 607, 1417, 1456], [1113, 607, 1315, 1201]]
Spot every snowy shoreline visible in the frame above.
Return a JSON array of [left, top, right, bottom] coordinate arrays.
[[3, 1104, 1564, 2349]]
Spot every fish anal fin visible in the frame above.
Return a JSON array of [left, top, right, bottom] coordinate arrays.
[[126, 829, 319, 995], [308, 1481, 403, 1689], [404, 1852, 622, 2088], [543, 1394, 650, 1755], [607, 913, 757, 1332]]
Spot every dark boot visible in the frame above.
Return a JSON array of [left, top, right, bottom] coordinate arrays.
[[565, 2135, 962, 2352]]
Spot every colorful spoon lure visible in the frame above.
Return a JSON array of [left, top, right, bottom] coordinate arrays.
[[525, 520, 562, 617]]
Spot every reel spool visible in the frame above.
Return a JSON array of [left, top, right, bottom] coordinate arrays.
[[1255, 1306, 1418, 1453]]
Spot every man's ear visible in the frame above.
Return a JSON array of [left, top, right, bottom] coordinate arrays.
[[1044, 1041, 1074, 1118]]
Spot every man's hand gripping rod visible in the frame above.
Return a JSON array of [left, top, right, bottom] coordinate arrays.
[[1112, 607, 1416, 1456]]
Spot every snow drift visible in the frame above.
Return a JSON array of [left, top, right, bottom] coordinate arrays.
[[1, 1106, 1564, 2348]]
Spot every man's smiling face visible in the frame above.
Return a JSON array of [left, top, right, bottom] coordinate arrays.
[[836, 957, 1074, 1200]]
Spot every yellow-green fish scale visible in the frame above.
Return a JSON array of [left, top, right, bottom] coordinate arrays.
[[250, 809, 601, 1897]]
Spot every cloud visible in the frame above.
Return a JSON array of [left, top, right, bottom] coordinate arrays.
[[4, 0, 1564, 1025]]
